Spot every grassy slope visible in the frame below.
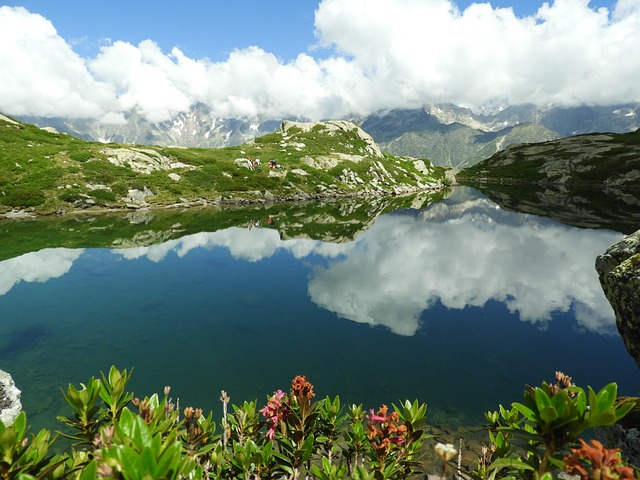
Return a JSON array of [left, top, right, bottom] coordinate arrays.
[[0, 115, 448, 214], [460, 129, 640, 187]]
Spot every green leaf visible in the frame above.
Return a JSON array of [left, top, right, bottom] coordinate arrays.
[[79, 459, 98, 480], [583, 411, 617, 429], [539, 405, 558, 424], [512, 402, 537, 422], [300, 434, 315, 463], [575, 389, 587, 417], [534, 388, 552, 411], [614, 401, 634, 421], [488, 457, 535, 471], [595, 383, 617, 413], [588, 386, 598, 413]]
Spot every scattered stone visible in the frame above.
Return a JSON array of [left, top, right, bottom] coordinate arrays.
[[86, 183, 111, 191], [103, 147, 194, 174], [0, 369, 22, 426], [301, 155, 339, 170], [124, 187, 155, 207], [268, 170, 286, 178]]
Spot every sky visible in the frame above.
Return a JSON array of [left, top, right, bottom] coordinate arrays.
[[1, 0, 639, 123]]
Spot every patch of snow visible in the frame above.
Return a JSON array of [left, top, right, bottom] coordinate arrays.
[[0, 113, 20, 125]]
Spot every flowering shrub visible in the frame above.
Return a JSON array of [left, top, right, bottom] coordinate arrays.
[[564, 439, 636, 480], [0, 367, 636, 479], [260, 389, 288, 440]]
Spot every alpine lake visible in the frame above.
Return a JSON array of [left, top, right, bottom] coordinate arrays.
[[1, 185, 639, 436]]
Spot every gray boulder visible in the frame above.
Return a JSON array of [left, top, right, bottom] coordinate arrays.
[[0, 369, 22, 426], [595, 230, 640, 467], [595, 229, 640, 367]]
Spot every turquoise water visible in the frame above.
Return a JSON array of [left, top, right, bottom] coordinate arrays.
[[1, 187, 638, 433]]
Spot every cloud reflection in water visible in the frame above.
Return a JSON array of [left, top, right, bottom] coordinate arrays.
[[0, 248, 84, 295], [308, 197, 622, 336], [0, 194, 622, 338]]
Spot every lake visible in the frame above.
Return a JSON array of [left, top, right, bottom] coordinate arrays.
[[0, 186, 638, 433]]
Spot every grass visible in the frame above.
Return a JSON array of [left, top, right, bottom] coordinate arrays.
[[460, 129, 640, 189], [1, 116, 448, 214]]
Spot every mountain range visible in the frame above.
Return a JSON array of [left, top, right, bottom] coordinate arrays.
[[17, 102, 640, 169]]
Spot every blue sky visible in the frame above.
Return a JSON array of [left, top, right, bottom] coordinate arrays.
[[0, 0, 637, 122]]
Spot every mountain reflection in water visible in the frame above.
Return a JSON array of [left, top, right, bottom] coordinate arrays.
[[0, 187, 637, 431]]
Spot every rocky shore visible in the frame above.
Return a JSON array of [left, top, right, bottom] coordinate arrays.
[[0, 369, 22, 426]]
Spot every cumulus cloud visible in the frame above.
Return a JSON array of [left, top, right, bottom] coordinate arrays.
[[1, 1, 639, 122], [0, 6, 120, 120]]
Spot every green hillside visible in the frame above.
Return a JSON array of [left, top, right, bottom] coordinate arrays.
[[379, 122, 560, 168], [0, 115, 449, 215], [460, 129, 640, 188]]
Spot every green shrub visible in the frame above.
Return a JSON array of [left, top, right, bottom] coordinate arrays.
[[1, 189, 45, 207], [58, 191, 83, 203], [0, 368, 635, 480], [69, 150, 93, 162], [89, 189, 116, 204]]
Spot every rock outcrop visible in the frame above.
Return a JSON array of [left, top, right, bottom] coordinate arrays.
[[102, 147, 195, 174], [0, 369, 22, 426], [281, 120, 384, 158], [595, 229, 640, 367], [464, 129, 640, 188]]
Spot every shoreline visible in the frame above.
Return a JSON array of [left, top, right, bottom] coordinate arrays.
[[0, 184, 450, 220]]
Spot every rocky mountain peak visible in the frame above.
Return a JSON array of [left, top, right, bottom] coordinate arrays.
[[281, 120, 383, 158]]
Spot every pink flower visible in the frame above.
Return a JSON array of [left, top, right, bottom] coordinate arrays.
[[260, 390, 289, 440], [367, 408, 388, 423]]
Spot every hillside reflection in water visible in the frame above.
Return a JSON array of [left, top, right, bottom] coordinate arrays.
[[0, 187, 637, 431]]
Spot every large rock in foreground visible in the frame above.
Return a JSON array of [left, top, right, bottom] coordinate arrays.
[[0, 369, 22, 426], [596, 229, 640, 367]]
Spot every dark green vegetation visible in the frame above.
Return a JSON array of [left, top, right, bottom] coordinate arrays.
[[455, 129, 640, 232], [0, 191, 448, 262], [471, 183, 640, 235], [1, 368, 636, 479], [0, 115, 448, 215], [460, 129, 640, 188]]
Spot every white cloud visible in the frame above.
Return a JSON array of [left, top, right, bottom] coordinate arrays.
[[110, 192, 621, 337], [306, 195, 621, 336], [0, 6, 119, 119], [0, 248, 84, 295], [1, 1, 639, 122], [114, 227, 345, 263]]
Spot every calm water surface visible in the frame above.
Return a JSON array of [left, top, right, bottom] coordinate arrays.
[[1, 187, 638, 431]]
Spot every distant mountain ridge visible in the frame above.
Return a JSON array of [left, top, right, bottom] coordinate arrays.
[[360, 103, 640, 168], [17, 102, 640, 168]]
